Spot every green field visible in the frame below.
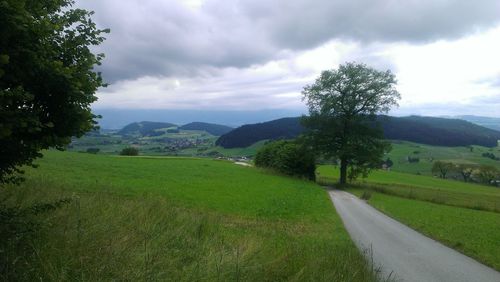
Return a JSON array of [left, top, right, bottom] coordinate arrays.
[[386, 141, 500, 175], [365, 193, 500, 271], [1, 151, 377, 281], [317, 165, 500, 270]]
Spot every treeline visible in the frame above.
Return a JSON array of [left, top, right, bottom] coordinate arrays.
[[179, 122, 233, 136], [431, 161, 500, 186], [216, 118, 304, 148], [377, 115, 500, 147], [216, 116, 500, 148], [118, 121, 177, 136]]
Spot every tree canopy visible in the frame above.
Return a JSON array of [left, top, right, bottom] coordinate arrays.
[[302, 62, 400, 184], [0, 0, 108, 183]]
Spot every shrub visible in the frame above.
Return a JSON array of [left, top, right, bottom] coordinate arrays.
[[120, 147, 139, 156], [360, 190, 372, 200], [255, 140, 316, 180], [86, 148, 100, 154], [166, 128, 180, 134], [481, 152, 499, 161], [431, 161, 453, 179], [473, 165, 499, 185], [407, 156, 420, 163]]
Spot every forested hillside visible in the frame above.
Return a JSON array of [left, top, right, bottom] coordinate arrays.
[[216, 116, 500, 148], [118, 121, 177, 136], [179, 122, 232, 136], [216, 117, 304, 148]]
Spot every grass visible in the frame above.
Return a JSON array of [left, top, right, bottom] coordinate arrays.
[[363, 193, 500, 271], [204, 140, 269, 157], [316, 165, 500, 271], [317, 165, 500, 212], [387, 141, 500, 175], [1, 151, 378, 281]]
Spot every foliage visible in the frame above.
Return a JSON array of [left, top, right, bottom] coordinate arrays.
[[379, 115, 500, 147], [216, 117, 303, 148], [120, 147, 139, 156], [86, 147, 100, 154], [180, 122, 233, 136], [166, 128, 180, 134], [455, 164, 475, 182], [302, 62, 400, 184], [118, 121, 177, 136], [482, 152, 499, 161], [384, 158, 394, 168], [407, 156, 420, 163], [474, 165, 499, 185], [431, 161, 453, 179], [0, 0, 108, 183], [216, 115, 500, 150], [255, 140, 316, 180]]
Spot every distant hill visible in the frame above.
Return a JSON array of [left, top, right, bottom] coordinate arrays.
[[216, 117, 305, 148], [451, 115, 500, 131], [378, 115, 500, 147], [118, 121, 177, 136], [179, 122, 233, 136], [216, 116, 500, 148]]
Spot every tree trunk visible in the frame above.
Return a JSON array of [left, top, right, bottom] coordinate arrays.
[[339, 158, 347, 185]]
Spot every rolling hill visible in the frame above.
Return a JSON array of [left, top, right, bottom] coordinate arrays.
[[216, 116, 500, 148], [179, 122, 232, 136], [216, 117, 304, 148], [451, 115, 500, 131], [118, 121, 177, 136]]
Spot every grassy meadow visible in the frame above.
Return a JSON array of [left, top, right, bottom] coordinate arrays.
[[386, 141, 500, 175], [317, 165, 500, 270], [1, 151, 377, 281]]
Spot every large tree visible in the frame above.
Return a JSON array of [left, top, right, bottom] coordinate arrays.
[[0, 0, 108, 183], [302, 62, 400, 185]]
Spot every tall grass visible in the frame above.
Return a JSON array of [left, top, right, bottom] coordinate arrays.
[[317, 165, 500, 213], [0, 151, 381, 281]]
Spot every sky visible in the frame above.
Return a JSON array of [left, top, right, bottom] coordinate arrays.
[[76, 0, 500, 117]]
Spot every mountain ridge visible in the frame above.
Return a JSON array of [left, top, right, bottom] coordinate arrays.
[[216, 115, 500, 148], [179, 122, 233, 136]]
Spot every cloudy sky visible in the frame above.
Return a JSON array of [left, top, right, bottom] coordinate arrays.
[[77, 0, 500, 117]]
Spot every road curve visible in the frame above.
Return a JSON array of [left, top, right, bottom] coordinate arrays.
[[329, 190, 500, 282]]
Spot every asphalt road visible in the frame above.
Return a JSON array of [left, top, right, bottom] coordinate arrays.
[[329, 190, 500, 282]]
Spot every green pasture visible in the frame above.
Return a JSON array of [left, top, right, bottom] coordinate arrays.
[[387, 141, 500, 175], [1, 151, 377, 281]]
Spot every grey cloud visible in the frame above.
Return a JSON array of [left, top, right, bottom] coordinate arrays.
[[77, 0, 500, 82], [393, 97, 500, 118], [255, 0, 500, 49]]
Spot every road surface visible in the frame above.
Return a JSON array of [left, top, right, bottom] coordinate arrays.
[[329, 190, 500, 282]]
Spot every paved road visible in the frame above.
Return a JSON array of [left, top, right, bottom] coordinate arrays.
[[329, 190, 500, 282]]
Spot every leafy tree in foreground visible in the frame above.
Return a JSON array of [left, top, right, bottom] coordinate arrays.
[[302, 62, 400, 185], [0, 0, 108, 183]]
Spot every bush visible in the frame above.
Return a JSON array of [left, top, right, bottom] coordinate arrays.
[[255, 140, 316, 180], [407, 156, 420, 163], [86, 148, 100, 154], [120, 147, 139, 156], [360, 190, 372, 200], [481, 152, 499, 161], [473, 165, 499, 185]]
